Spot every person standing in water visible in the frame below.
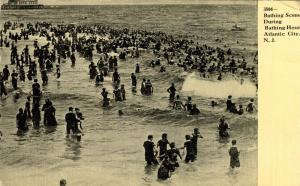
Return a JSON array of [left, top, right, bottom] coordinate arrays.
[[246, 98, 257, 113], [167, 83, 176, 103], [157, 133, 170, 160], [16, 108, 28, 132], [226, 95, 233, 112], [218, 116, 230, 138], [229, 140, 240, 169], [56, 65, 61, 79], [74, 108, 84, 136], [140, 78, 146, 95], [31, 103, 41, 128], [11, 69, 18, 90], [167, 142, 182, 168], [24, 96, 32, 120], [191, 128, 203, 157], [183, 135, 195, 163], [32, 79, 41, 105], [185, 97, 193, 112], [131, 73, 137, 92], [173, 95, 184, 110], [135, 63, 140, 73], [143, 135, 158, 165], [2, 65, 10, 82], [189, 104, 200, 115], [0, 73, 7, 97], [144, 79, 153, 96], [65, 107, 79, 137], [101, 88, 110, 107]]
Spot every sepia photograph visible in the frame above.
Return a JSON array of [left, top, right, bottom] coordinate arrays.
[[0, 0, 257, 185]]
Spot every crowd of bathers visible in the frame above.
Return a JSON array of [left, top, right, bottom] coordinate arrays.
[[0, 20, 256, 181]]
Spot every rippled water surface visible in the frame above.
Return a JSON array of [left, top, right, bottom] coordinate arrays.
[[0, 4, 257, 186]]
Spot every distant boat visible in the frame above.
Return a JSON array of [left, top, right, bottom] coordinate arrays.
[[231, 24, 245, 31]]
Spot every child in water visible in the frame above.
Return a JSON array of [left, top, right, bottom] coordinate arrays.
[[229, 140, 240, 169]]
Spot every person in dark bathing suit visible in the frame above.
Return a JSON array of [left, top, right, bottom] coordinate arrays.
[[229, 140, 240, 169], [167, 83, 176, 103], [16, 108, 28, 131], [183, 135, 195, 163], [143, 135, 158, 165], [191, 128, 203, 157], [157, 133, 170, 160]]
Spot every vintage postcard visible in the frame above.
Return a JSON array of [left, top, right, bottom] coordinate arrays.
[[0, 0, 294, 185]]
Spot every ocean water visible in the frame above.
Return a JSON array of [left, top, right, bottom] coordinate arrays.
[[0, 4, 257, 186]]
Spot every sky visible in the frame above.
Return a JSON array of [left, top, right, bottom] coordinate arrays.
[[31, 0, 256, 5]]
